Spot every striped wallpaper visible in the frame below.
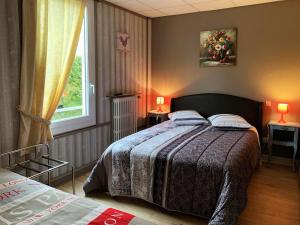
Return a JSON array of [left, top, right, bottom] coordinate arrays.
[[50, 1, 150, 179], [95, 1, 149, 127], [0, 0, 21, 167], [0, 0, 150, 179]]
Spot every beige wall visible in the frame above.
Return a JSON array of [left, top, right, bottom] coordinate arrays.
[[151, 0, 300, 123]]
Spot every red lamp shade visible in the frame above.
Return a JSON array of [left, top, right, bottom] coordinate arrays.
[[277, 103, 288, 123], [156, 97, 164, 112]]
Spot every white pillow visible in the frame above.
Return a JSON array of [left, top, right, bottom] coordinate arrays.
[[208, 114, 251, 129], [169, 110, 209, 126]]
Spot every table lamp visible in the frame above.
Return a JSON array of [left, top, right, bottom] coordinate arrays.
[[156, 97, 164, 112], [277, 103, 288, 123]]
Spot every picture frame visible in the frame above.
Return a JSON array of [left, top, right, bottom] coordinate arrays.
[[117, 32, 130, 52], [200, 28, 237, 67]]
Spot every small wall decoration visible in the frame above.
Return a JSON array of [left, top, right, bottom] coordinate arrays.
[[200, 28, 237, 67], [117, 32, 130, 52]]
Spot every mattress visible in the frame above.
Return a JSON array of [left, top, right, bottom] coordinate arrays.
[[0, 168, 156, 225], [84, 121, 261, 225]]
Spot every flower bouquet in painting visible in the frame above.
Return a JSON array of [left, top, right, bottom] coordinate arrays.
[[200, 28, 237, 67]]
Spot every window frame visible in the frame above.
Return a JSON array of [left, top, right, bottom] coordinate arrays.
[[51, 0, 96, 135]]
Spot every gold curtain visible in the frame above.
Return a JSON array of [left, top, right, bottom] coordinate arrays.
[[19, 0, 87, 148]]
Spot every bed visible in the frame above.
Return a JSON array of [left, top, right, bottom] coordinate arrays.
[[84, 93, 263, 225], [0, 168, 156, 225]]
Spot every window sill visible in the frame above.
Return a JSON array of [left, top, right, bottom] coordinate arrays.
[[53, 122, 111, 139]]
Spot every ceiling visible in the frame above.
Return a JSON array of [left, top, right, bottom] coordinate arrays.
[[105, 0, 283, 18]]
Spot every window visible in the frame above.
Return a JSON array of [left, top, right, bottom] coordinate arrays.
[[51, 1, 95, 135]]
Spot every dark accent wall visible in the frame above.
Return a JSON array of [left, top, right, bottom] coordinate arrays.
[[152, 0, 300, 124]]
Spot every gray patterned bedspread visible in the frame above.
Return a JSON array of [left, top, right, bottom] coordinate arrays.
[[84, 121, 261, 225]]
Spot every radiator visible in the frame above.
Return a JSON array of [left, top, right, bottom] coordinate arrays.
[[112, 95, 138, 141]]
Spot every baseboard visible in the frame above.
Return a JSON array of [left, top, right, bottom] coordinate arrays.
[[262, 154, 299, 167], [51, 160, 97, 187]]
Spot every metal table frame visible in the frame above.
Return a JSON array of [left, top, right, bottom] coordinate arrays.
[[0, 144, 75, 194]]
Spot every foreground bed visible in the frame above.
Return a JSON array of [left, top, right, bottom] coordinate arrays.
[[84, 94, 263, 225], [0, 168, 156, 225]]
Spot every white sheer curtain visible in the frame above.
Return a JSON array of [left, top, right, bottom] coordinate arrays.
[[0, 0, 21, 166]]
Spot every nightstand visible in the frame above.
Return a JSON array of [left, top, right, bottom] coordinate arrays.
[[268, 120, 300, 170], [147, 110, 170, 127]]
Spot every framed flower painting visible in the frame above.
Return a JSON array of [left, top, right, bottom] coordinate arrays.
[[200, 28, 237, 67]]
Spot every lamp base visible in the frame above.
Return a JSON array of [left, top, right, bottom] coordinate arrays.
[[278, 113, 287, 124], [278, 119, 287, 124], [157, 106, 163, 112]]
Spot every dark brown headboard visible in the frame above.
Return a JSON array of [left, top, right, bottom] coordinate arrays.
[[171, 93, 263, 138]]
